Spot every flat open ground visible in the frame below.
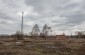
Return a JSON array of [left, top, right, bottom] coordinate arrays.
[[0, 38, 85, 55]]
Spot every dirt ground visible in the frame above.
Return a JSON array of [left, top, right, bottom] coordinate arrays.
[[0, 38, 85, 55]]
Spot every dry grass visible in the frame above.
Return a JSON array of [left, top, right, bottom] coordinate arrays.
[[0, 38, 84, 55]]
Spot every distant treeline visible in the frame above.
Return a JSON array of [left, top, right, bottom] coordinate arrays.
[[0, 24, 85, 39]]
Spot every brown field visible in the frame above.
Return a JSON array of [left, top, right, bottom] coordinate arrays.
[[0, 38, 85, 55]]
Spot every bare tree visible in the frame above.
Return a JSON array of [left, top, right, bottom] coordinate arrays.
[[40, 24, 51, 39], [41, 24, 52, 36], [30, 24, 40, 36], [75, 31, 85, 38], [13, 31, 21, 40], [42, 24, 49, 36]]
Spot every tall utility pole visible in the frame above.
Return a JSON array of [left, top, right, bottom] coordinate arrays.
[[20, 12, 24, 40]]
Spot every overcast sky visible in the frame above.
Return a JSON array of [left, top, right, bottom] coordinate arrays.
[[0, 0, 85, 35]]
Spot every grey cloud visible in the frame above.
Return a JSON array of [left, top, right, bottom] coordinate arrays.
[[0, 0, 85, 35], [0, 13, 12, 20], [64, 11, 85, 24], [25, 0, 70, 14]]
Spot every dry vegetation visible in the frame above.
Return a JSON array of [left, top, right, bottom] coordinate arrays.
[[0, 38, 85, 55]]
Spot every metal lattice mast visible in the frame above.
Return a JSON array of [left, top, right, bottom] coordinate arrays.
[[20, 12, 24, 40]]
